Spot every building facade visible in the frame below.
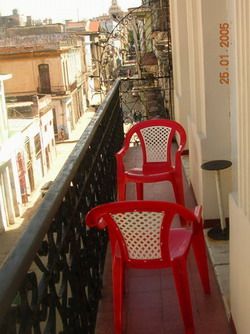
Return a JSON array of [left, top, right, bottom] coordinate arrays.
[[0, 83, 56, 232], [0, 29, 88, 140]]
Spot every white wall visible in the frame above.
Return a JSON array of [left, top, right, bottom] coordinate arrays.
[[171, 0, 250, 331], [0, 130, 29, 231], [169, 0, 190, 136], [229, 0, 250, 332], [52, 97, 72, 140], [62, 48, 83, 86], [0, 75, 11, 143], [170, 0, 232, 219], [229, 195, 250, 333]]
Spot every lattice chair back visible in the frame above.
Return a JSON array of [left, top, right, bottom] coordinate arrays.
[[140, 125, 172, 163], [86, 200, 200, 267], [123, 119, 186, 171], [111, 210, 164, 261]]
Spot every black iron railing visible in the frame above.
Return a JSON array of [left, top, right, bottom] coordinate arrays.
[[0, 80, 124, 334], [120, 77, 172, 122]]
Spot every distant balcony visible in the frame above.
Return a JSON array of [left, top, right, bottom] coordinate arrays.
[[0, 80, 231, 333], [37, 82, 79, 96]]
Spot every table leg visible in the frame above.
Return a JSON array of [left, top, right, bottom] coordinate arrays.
[[214, 170, 226, 230]]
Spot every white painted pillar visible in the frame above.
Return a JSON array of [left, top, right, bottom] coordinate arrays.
[[170, 0, 232, 219], [169, 0, 190, 133], [0, 171, 8, 231], [2, 164, 15, 225], [229, 0, 250, 332]]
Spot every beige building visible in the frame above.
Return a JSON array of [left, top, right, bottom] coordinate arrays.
[[0, 74, 56, 231], [7, 94, 56, 187], [0, 28, 88, 140], [84, 21, 105, 106]]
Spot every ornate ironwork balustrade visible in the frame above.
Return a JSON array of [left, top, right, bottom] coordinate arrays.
[[0, 79, 124, 334]]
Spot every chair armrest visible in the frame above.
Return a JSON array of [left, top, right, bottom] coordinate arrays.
[[177, 143, 185, 153], [115, 149, 126, 175], [115, 131, 134, 174], [86, 213, 107, 230], [116, 145, 128, 159], [174, 146, 184, 170], [193, 205, 203, 234], [194, 205, 202, 224], [181, 205, 203, 228]]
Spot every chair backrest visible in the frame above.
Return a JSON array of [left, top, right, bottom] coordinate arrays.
[[123, 119, 186, 170], [86, 201, 200, 268]]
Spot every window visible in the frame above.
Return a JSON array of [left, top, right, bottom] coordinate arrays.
[[38, 64, 51, 94], [52, 108, 58, 136], [34, 134, 41, 156]]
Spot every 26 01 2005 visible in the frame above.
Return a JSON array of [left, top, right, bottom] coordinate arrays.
[[219, 23, 230, 85]]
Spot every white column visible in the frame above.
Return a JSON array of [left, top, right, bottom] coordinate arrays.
[[169, 0, 191, 132], [0, 171, 8, 231], [229, 0, 250, 332], [170, 0, 232, 219]]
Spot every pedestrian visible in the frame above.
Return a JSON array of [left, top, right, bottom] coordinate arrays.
[[60, 128, 65, 140]]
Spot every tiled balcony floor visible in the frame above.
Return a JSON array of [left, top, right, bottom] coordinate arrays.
[[95, 147, 233, 334]]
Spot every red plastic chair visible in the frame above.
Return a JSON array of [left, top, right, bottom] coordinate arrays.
[[86, 201, 210, 334], [116, 119, 187, 205]]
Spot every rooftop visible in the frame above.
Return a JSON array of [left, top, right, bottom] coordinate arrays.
[[0, 33, 82, 52], [8, 118, 34, 132], [85, 20, 100, 33]]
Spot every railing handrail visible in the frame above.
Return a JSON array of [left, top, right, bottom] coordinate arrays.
[[0, 79, 121, 325]]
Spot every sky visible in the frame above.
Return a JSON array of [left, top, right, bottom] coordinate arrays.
[[0, 0, 142, 22]]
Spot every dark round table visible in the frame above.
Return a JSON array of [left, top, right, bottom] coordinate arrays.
[[201, 160, 232, 172], [201, 160, 232, 241]]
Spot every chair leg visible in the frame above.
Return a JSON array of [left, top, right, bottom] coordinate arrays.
[[172, 178, 186, 226], [173, 178, 185, 207], [192, 233, 211, 294], [112, 256, 124, 334], [136, 183, 143, 200], [118, 181, 126, 201], [172, 258, 195, 334]]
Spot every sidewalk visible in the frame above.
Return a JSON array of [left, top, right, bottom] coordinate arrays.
[[0, 111, 95, 268]]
